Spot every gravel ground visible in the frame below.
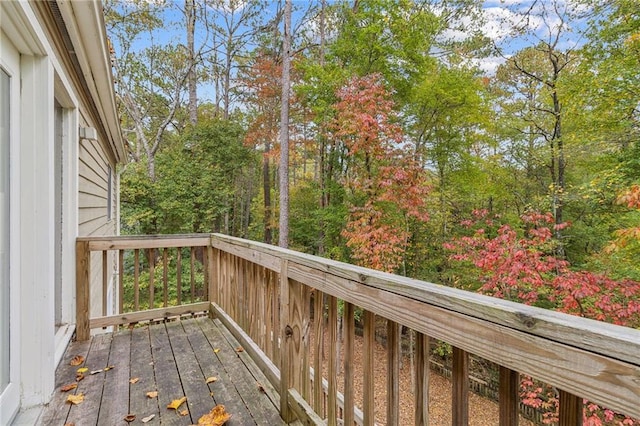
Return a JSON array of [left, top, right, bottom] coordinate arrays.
[[311, 320, 535, 426]]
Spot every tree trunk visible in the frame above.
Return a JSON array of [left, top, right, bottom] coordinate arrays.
[[278, 0, 292, 248], [186, 0, 197, 125]]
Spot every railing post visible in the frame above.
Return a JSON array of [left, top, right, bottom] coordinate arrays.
[[415, 332, 430, 426], [76, 240, 90, 341], [452, 346, 469, 426], [499, 367, 519, 426], [279, 259, 293, 422], [206, 245, 215, 306], [559, 390, 583, 426]]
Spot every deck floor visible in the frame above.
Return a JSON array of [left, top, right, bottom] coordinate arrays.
[[40, 317, 286, 426]]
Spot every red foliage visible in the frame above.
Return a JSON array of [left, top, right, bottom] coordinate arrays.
[[445, 210, 640, 424], [331, 74, 430, 272]]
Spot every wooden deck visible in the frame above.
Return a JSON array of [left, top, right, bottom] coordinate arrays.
[[40, 317, 286, 426]]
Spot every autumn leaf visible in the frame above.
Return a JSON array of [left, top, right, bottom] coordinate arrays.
[[77, 367, 88, 374], [167, 396, 187, 410], [179, 409, 189, 416], [69, 355, 85, 366], [205, 377, 218, 384], [63, 423, 75, 426], [66, 393, 85, 405], [76, 373, 85, 382], [235, 347, 244, 353], [129, 377, 140, 384], [124, 414, 136, 423], [146, 391, 158, 398], [60, 383, 78, 392], [213, 348, 220, 353], [141, 414, 155, 423], [257, 382, 265, 393], [197, 404, 232, 425], [104, 365, 115, 371]]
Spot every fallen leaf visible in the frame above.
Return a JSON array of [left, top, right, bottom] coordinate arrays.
[[167, 396, 187, 410], [257, 382, 265, 393], [209, 392, 214, 397], [129, 377, 140, 384], [69, 355, 85, 366], [63, 423, 75, 426], [213, 348, 220, 353], [197, 404, 232, 425], [76, 373, 85, 382], [104, 365, 115, 371], [90, 369, 103, 375], [66, 393, 85, 405], [146, 391, 158, 398], [179, 409, 189, 416], [124, 414, 136, 423], [141, 414, 155, 423], [60, 383, 78, 392], [205, 376, 217, 384], [235, 347, 244, 353], [77, 367, 88, 374]]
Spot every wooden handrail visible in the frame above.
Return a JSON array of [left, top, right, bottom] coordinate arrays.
[[76, 233, 640, 425]]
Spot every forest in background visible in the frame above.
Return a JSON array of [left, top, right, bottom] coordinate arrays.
[[106, 1, 639, 422]]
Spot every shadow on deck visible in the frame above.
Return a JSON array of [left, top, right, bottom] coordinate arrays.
[[41, 317, 286, 426]]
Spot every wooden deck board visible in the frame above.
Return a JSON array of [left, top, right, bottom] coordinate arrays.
[[41, 318, 286, 425]]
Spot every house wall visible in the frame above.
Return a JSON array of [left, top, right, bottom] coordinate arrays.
[[0, 1, 124, 423]]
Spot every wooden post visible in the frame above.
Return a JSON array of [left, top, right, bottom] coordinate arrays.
[[343, 302, 355, 426], [415, 332, 429, 426], [102, 250, 107, 316], [76, 240, 90, 341], [118, 250, 124, 315], [327, 295, 338, 426], [363, 310, 375, 426], [279, 259, 293, 422], [559, 390, 583, 426], [313, 290, 325, 415], [452, 347, 469, 426], [499, 367, 519, 426], [176, 247, 182, 305], [387, 320, 400, 425], [207, 245, 215, 306]]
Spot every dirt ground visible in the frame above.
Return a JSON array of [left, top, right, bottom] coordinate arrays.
[[311, 320, 535, 426]]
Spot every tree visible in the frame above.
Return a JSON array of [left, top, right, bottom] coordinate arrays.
[[444, 209, 640, 424], [278, 0, 292, 248], [331, 74, 430, 272]]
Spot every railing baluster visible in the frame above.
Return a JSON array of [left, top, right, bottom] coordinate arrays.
[[118, 250, 124, 316], [102, 250, 108, 317], [559, 389, 583, 426], [207, 245, 214, 310], [363, 310, 375, 426], [190, 246, 195, 303], [387, 320, 400, 425], [176, 247, 182, 305], [327, 295, 338, 426], [279, 259, 293, 422], [415, 331, 429, 426], [313, 290, 325, 416], [133, 248, 139, 311], [162, 248, 168, 308], [148, 249, 155, 309], [452, 346, 469, 426], [499, 366, 519, 426], [343, 302, 355, 426]]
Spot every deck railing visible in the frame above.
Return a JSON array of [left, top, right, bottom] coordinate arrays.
[[76, 233, 640, 426]]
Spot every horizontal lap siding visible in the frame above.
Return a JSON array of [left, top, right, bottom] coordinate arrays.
[[78, 118, 117, 323]]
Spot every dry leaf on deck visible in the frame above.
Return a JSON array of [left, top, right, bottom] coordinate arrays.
[[179, 409, 189, 416], [63, 423, 75, 426], [129, 377, 140, 384], [257, 382, 265, 393], [69, 355, 84, 366], [76, 373, 85, 382], [60, 383, 77, 392], [197, 404, 232, 425], [146, 391, 158, 398], [90, 369, 103, 375], [235, 347, 244, 353], [104, 365, 115, 371], [205, 376, 217, 384], [66, 393, 85, 405], [213, 348, 220, 353], [124, 414, 136, 423], [77, 367, 88, 374], [141, 414, 155, 423], [167, 396, 187, 410]]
